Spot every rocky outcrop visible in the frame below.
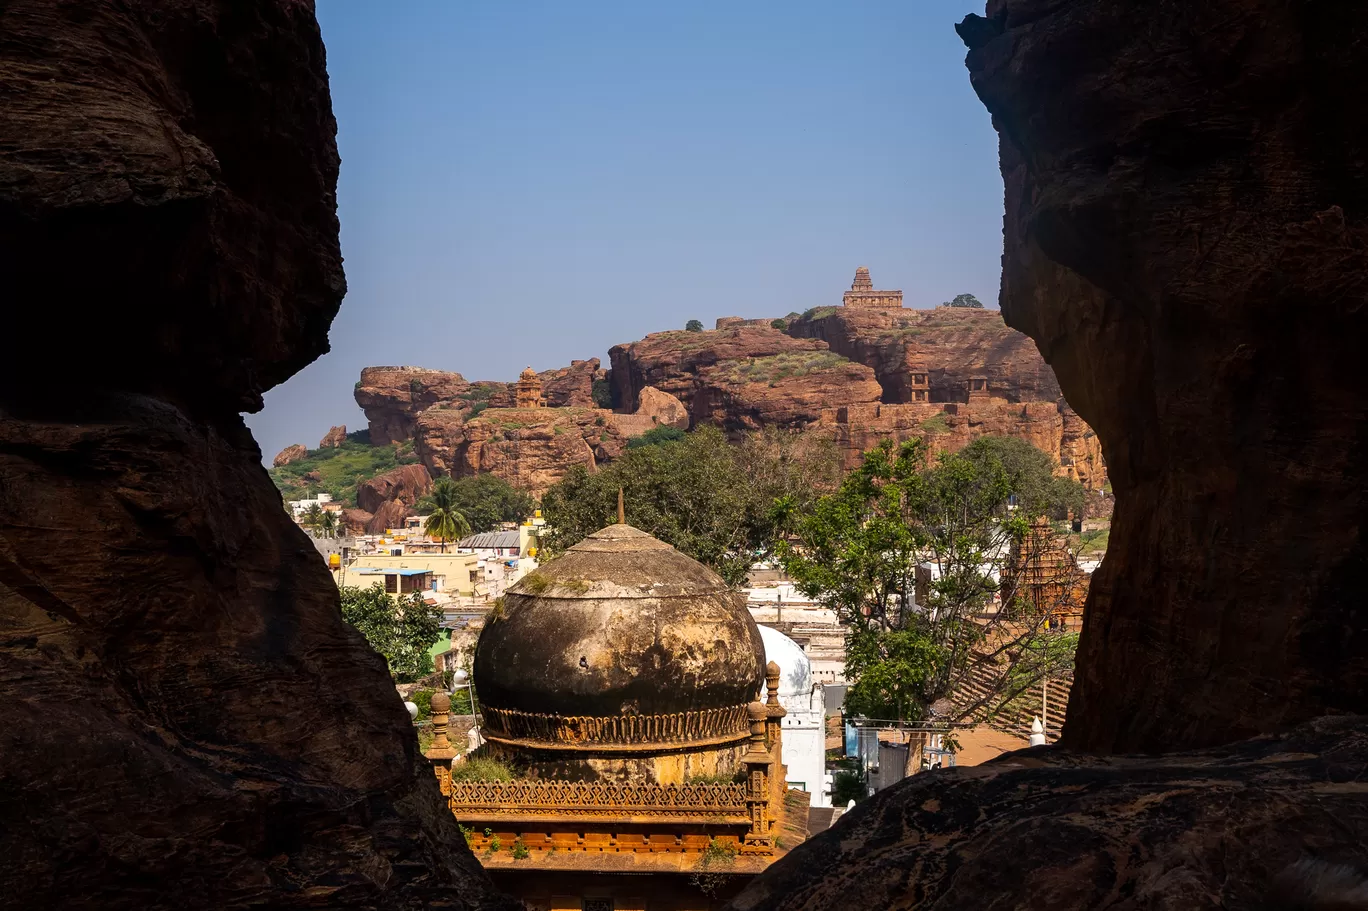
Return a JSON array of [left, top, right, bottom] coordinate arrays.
[[787, 305, 1062, 405], [816, 399, 1106, 489], [453, 408, 620, 495], [0, 3, 508, 908], [961, 0, 1368, 751], [540, 357, 600, 408], [732, 715, 1368, 910], [319, 424, 347, 448], [608, 327, 882, 431], [357, 463, 433, 515], [635, 386, 690, 431], [341, 507, 374, 535], [272, 443, 308, 467], [367, 499, 414, 535], [354, 366, 470, 445]]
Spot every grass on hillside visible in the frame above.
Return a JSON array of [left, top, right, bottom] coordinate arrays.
[[919, 412, 952, 434], [269, 430, 419, 507], [714, 351, 852, 385]]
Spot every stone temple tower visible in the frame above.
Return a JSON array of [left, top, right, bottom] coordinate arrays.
[[842, 266, 903, 310], [514, 366, 545, 408]]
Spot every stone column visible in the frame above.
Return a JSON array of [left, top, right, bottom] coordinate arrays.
[[764, 661, 787, 803], [425, 691, 458, 796], [742, 701, 774, 852]]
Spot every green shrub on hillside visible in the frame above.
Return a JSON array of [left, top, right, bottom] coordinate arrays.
[[269, 431, 418, 507]]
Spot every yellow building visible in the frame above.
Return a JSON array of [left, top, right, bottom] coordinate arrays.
[[334, 552, 482, 597]]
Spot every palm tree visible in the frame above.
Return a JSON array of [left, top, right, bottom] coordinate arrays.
[[424, 477, 471, 552], [318, 510, 339, 539], [301, 503, 324, 535]]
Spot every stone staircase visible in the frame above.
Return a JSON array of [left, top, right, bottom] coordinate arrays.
[[953, 660, 1073, 743]]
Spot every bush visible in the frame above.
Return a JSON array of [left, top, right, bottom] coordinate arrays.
[[831, 770, 866, 806], [450, 757, 516, 783], [410, 688, 434, 721], [770, 318, 787, 330], [685, 319, 704, 332], [626, 426, 686, 449], [591, 377, 614, 409]]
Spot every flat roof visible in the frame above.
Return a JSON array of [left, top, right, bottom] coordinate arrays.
[[349, 567, 432, 576]]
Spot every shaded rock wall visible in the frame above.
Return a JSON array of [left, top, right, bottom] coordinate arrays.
[[730, 716, 1368, 910], [962, 0, 1368, 751], [0, 2, 509, 908]]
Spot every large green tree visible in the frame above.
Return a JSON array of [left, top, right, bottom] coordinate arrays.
[[422, 477, 473, 551], [338, 585, 443, 682], [957, 435, 1087, 521], [419, 474, 535, 534], [778, 438, 1079, 724], [540, 425, 839, 586]]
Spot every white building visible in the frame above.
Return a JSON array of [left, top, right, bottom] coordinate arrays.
[[288, 492, 333, 518], [758, 624, 830, 808]]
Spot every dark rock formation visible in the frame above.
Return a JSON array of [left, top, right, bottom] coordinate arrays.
[[273, 442, 308, 467], [0, 2, 509, 908], [730, 715, 1368, 911], [961, 0, 1368, 751], [320, 424, 347, 448], [341, 507, 374, 535], [357, 463, 433, 514]]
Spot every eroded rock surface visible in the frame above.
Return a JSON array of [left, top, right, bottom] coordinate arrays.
[[273, 443, 308, 467], [0, 2, 510, 907], [357, 463, 434, 515], [788, 305, 1062, 404], [320, 424, 347, 448], [355, 367, 471, 446], [731, 716, 1368, 911], [961, 0, 1368, 750]]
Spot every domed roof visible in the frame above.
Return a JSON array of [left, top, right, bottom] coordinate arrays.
[[757, 625, 813, 698], [473, 523, 765, 750]]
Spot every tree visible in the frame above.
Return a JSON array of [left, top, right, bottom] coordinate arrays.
[[338, 585, 443, 682], [418, 474, 534, 534], [300, 503, 324, 534], [777, 439, 1079, 726], [957, 436, 1086, 521], [423, 477, 472, 551], [626, 425, 686, 449], [316, 510, 339, 539], [591, 377, 614, 409], [943, 293, 984, 309], [770, 318, 787, 330], [685, 319, 705, 332], [540, 426, 840, 586]]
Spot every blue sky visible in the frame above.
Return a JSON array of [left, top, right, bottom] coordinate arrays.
[[246, 1, 999, 461]]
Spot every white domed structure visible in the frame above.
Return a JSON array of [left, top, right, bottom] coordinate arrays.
[[758, 624, 813, 698], [758, 624, 829, 808]]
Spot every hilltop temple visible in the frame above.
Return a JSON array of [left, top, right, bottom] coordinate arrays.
[[841, 265, 903, 310], [425, 515, 808, 910]]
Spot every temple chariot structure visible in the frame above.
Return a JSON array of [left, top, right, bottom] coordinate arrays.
[[841, 265, 903, 310]]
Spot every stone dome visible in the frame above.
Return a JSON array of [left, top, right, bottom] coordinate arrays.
[[757, 624, 813, 698], [473, 523, 765, 751]]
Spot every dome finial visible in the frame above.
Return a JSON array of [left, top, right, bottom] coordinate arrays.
[[617, 487, 625, 524]]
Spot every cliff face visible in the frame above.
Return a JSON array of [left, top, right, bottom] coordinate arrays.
[[961, 0, 1368, 752], [788, 305, 1063, 404], [608, 328, 882, 431], [732, 716, 1368, 911], [355, 366, 471, 446], [817, 399, 1105, 490], [357, 463, 433, 515], [0, 3, 508, 908]]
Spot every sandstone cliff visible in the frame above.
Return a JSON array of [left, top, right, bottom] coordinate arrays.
[[0, 3, 509, 907], [733, 716, 1368, 910], [608, 327, 883, 431], [960, 0, 1368, 752], [787, 304, 1063, 404], [273, 443, 308, 467], [355, 366, 471, 445], [319, 424, 347, 448], [357, 463, 433, 515]]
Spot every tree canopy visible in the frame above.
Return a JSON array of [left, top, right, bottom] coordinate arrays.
[[685, 319, 705, 332], [778, 438, 1079, 723], [419, 474, 535, 534], [957, 436, 1086, 520], [540, 425, 840, 586], [338, 585, 443, 682], [943, 293, 985, 309]]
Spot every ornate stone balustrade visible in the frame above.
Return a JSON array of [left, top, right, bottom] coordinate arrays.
[[448, 779, 750, 823], [481, 703, 750, 751]]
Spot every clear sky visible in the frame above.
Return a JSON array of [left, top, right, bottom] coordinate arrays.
[[246, 0, 1000, 461]]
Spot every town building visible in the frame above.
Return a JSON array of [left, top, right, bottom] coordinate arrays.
[[756, 625, 829, 808], [841, 265, 903, 310], [287, 492, 333, 518], [425, 518, 808, 910]]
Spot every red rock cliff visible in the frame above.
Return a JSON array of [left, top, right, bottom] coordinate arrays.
[[960, 0, 1368, 751], [0, 3, 510, 908]]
